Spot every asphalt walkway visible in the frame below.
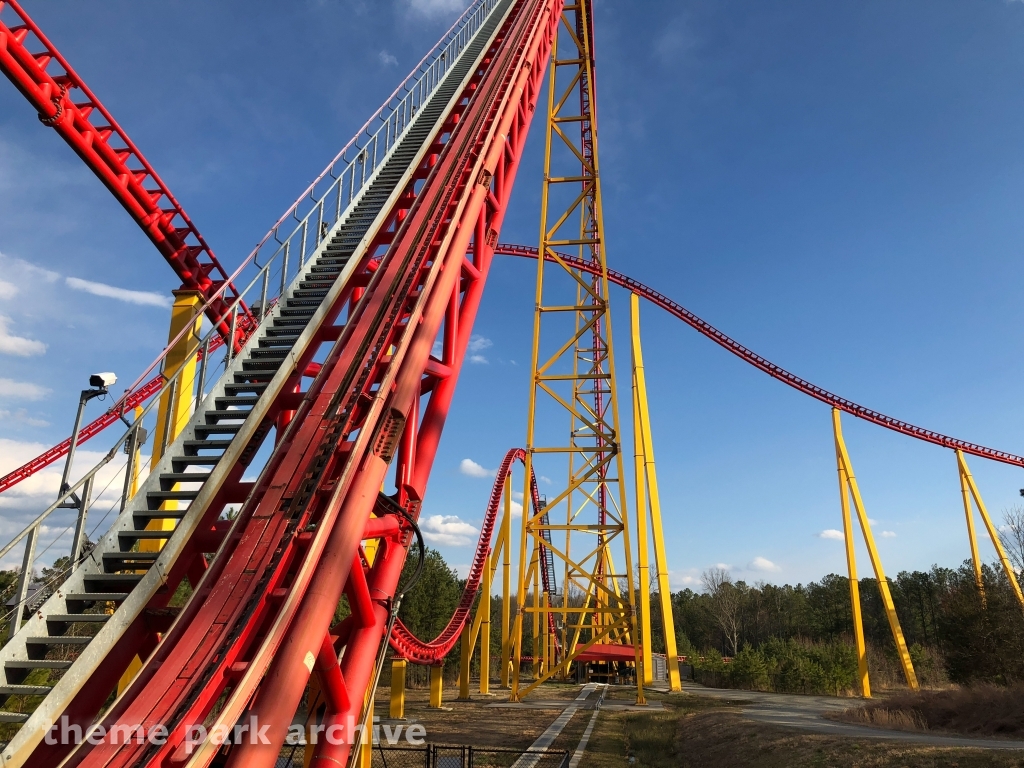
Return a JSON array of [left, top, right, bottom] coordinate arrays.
[[679, 683, 1024, 751]]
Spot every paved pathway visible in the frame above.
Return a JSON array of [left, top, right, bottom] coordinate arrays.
[[679, 683, 1024, 751]]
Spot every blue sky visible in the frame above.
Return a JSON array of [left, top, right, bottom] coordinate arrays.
[[3, 0, 1024, 590]]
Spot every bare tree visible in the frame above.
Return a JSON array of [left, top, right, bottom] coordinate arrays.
[[1001, 506, 1024, 574], [702, 567, 741, 656]]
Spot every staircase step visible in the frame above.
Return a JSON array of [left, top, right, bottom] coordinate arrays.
[[136, 509, 188, 521], [0, 685, 51, 696], [24, 636, 92, 646], [204, 409, 251, 422], [224, 382, 268, 396], [216, 395, 261, 407], [158, 472, 212, 484], [102, 551, 159, 567], [195, 423, 243, 436], [47, 614, 110, 624], [146, 490, 199, 502], [65, 593, 128, 603], [5, 660, 72, 671], [118, 530, 172, 544], [242, 362, 283, 374], [82, 574, 144, 592], [183, 439, 233, 452]]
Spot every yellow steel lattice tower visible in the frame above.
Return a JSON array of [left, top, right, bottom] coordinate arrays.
[[511, 0, 644, 703]]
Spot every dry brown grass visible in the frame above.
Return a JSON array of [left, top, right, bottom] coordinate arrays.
[[584, 692, 1024, 768], [836, 684, 1024, 739]]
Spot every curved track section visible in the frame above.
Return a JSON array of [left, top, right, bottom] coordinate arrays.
[[389, 447, 551, 664], [0, 0, 253, 342], [495, 243, 1024, 470]]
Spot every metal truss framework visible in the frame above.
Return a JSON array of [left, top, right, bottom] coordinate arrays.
[[512, 0, 644, 703]]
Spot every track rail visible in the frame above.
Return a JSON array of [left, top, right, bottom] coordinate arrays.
[[389, 447, 549, 664], [0, 0, 253, 343], [495, 243, 1024, 470]]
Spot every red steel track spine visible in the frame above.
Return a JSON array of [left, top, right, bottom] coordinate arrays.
[[0, 0, 253, 344], [495, 243, 1024, 469]]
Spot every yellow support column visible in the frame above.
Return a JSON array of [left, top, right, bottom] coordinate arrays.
[[500, 475, 512, 688], [390, 659, 407, 719], [957, 451, 1024, 610], [633, 372, 652, 685], [630, 294, 681, 691], [833, 409, 870, 698], [480, 542, 492, 694], [957, 451, 987, 603], [458, 621, 472, 701], [119, 289, 202, 694], [359, 697, 373, 768], [833, 409, 918, 690], [531, 551, 540, 680], [429, 664, 444, 708]]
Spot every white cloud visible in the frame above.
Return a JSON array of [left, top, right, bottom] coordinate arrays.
[[539, 475, 552, 485], [468, 335, 492, 353], [420, 514, 479, 547], [0, 378, 50, 400], [714, 562, 732, 571], [868, 518, 878, 526], [881, 530, 897, 538], [469, 354, 488, 364], [0, 315, 46, 356], [0, 281, 16, 300], [65, 277, 171, 308], [459, 458, 494, 478], [749, 556, 781, 573], [0, 438, 151, 568], [0, 409, 49, 428], [510, 499, 523, 517], [818, 529, 845, 541], [669, 569, 700, 589], [406, 0, 470, 18], [378, 50, 398, 67]]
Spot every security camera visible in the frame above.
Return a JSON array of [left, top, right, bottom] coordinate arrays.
[[89, 372, 117, 389]]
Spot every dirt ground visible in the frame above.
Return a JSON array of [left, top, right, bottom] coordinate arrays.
[[370, 681, 590, 751], [587, 688, 1024, 768], [288, 681, 1024, 768]]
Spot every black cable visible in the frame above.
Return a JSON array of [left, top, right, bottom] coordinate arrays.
[[393, 507, 425, 600]]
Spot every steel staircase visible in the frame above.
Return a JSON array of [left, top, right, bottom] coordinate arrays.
[[0, 0, 513, 750]]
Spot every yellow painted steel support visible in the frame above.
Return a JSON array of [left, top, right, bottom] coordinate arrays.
[[429, 664, 444, 708], [630, 293, 681, 691], [480, 539, 492, 694], [834, 409, 870, 698], [358, 697, 373, 768], [500, 475, 512, 688], [634, 380, 652, 685], [512, 0, 644, 705], [128, 405, 144, 500], [957, 451, 987, 603], [832, 409, 918, 691], [389, 659, 407, 719], [458, 622, 471, 700], [120, 290, 202, 695], [956, 450, 1024, 610], [536, 548, 544, 679]]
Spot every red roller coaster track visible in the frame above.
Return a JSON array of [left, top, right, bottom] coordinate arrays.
[[0, 0, 253, 344], [0, 1, 1022, 766], [3, 244, 1020, 501]]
